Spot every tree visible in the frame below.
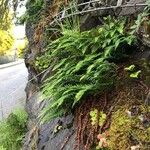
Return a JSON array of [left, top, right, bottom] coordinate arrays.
[[0, 29, 14, 55], [0, 0, 14, 56]]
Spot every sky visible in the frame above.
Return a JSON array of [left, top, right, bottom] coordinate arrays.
[[13, 0, 26, 40], [11, 0, 27, 51], [13, 25, 25, 39]]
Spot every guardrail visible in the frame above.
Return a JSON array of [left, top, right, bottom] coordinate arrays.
[[49, 1, 147, 26]]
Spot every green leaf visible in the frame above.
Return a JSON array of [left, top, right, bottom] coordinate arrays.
[[52, 58, 67, 71], [124, 65, 135, 71], [73, 89, 87, 106], [130, 70, 141, 78]]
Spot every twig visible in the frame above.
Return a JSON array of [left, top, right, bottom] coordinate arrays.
[[100, 106, 114, 133], [64, 3, 147, 18], [102, 93, 108, 111]]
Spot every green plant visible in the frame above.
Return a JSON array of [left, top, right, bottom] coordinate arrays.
[[130, 0, 150, 34], [38, 16, 136, 122], [0, 108, 28, 150], [125, 65, 141, 78], [0, 146, 6, 150], [90, 109, 106, 126], [18, 0, 44, 24], [90, 109, 98, 126], [129, 70, 141, 78], [124, 65, 135, 71]]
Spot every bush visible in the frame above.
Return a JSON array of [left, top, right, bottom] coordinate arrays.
[[0, 29, 14, 56], [0, 109, 28, 150], [17, 38, 28, 58]]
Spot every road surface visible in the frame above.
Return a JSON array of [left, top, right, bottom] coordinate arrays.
[[0, 62, 28, 119]]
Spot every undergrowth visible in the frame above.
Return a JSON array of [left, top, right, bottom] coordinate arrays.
[[19, 0, 44, 24], [37, 16, 136, 123], [0, 109, 28, 150]]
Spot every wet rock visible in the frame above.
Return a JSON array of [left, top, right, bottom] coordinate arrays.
[[23, 111, 75, 150], [130, 106, 141, 116], [80, 14, 102, 31], [139, 112, 150, 128], [43, 115, 75, 150], [145, 92, 150, 106], [119, 0, 146, 16]]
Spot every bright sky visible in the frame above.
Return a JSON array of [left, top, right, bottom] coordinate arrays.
[[13, 0, 26, 40], [11, 1, 26, 50], [13, 25, 25, 39]]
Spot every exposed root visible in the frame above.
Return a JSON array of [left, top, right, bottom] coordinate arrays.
[[73, 66, 150, 150], [74, 93, 113, 150]]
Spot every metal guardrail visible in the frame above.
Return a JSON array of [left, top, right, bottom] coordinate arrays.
[[49, 1, 147, 26]]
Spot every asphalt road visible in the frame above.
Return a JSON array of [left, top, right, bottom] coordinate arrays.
[[0, 62, 28, 120]]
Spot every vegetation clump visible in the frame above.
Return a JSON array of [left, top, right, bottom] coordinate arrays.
[[107, 92, 150, 150], [19, 0, 44, 24], [0, 109, 28, 150], [0, 29, 14, 56], [37, 16, 135, 122]]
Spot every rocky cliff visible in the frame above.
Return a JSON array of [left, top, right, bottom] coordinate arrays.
[[23, 0, 150, 150]]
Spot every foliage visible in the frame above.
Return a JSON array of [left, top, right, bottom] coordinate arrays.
[[19, 0, 44, 24], [0, 29, 14, 56], [146, 0, 150, 10], [0, 108, 28, 150], [129, 70, 141, 78], [37, 16, 136, 122], [90, 109, 106, 126], [17, 38, 28, 58], [108, 105, 150, 150], [131, 0, 150, 34], [90, 109, 98, 126], [0, 0, 10, 30], [124, 65, 135, 71], [125, 65, 141, 78], [0, 5, 14, 56]]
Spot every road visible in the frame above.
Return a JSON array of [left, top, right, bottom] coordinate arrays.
[[0, 62, 28, 119]]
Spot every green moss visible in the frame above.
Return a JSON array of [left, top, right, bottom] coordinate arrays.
[[108, 105, 150, 150]]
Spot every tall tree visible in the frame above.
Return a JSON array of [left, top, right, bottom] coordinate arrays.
[[0, 0, 14, 55]]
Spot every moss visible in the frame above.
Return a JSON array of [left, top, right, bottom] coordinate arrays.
[[108, 105, 150, 150], [108, 108, 131, 150]]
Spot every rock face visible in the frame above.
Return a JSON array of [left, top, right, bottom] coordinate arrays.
[[23, 0, 148, 150]]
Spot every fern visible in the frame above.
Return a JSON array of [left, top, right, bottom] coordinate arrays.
[[37, 16, 136, 122]]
